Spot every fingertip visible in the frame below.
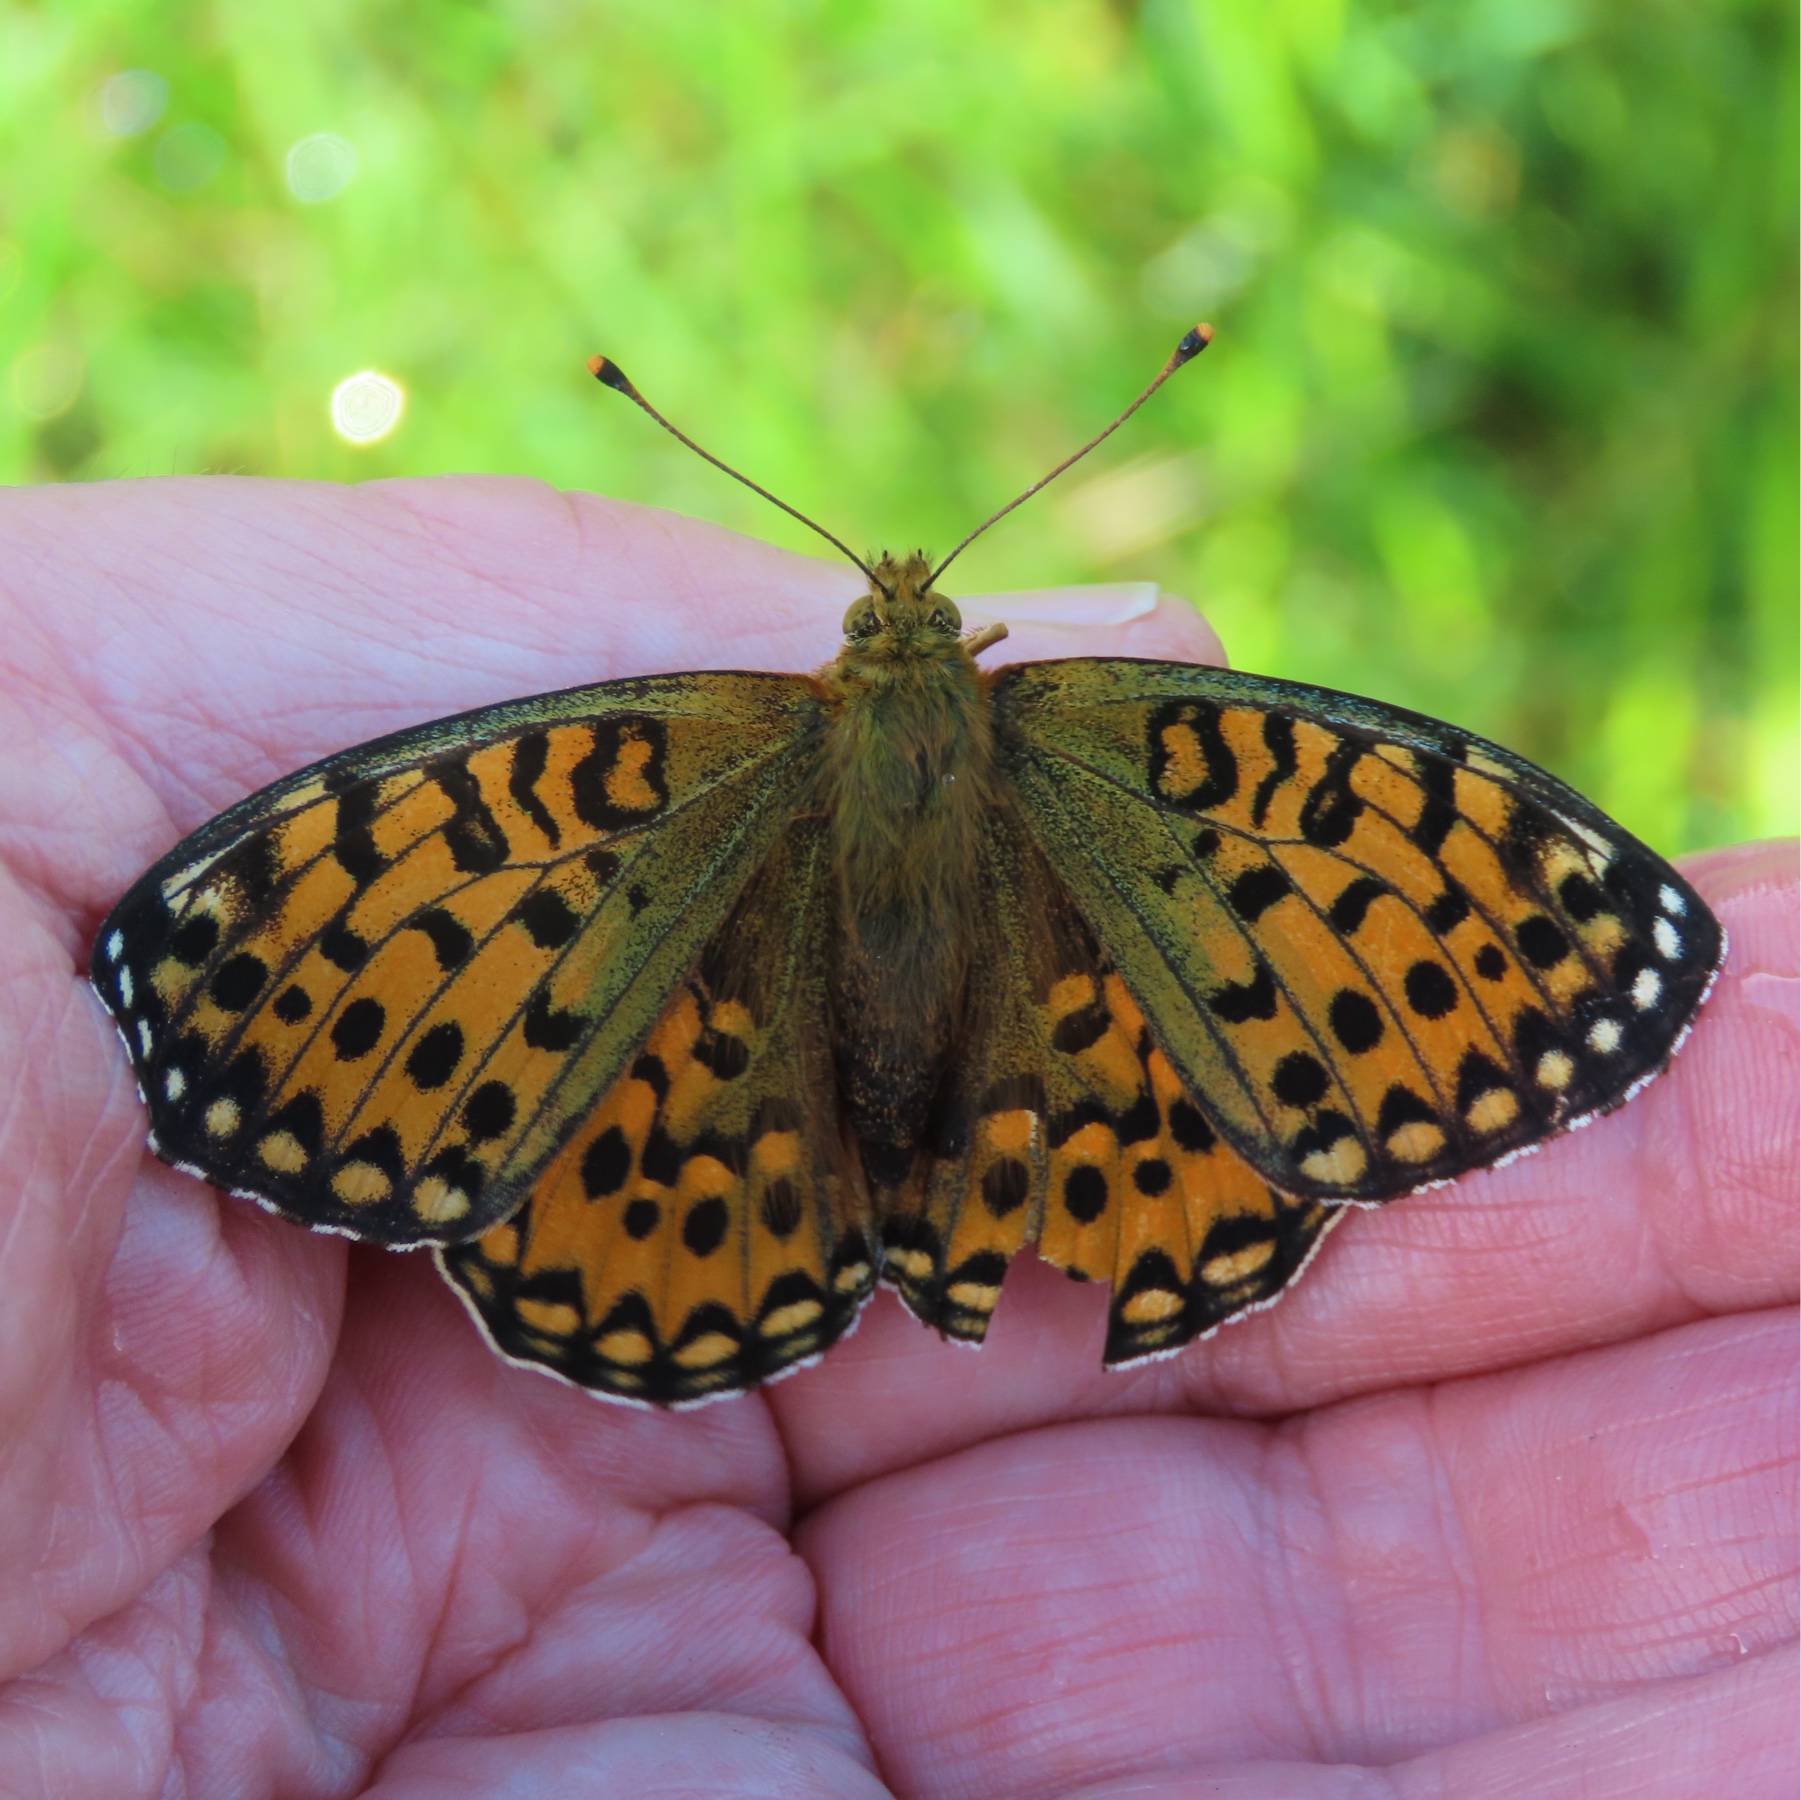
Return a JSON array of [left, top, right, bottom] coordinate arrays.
[[962, 585, 1226, 669]]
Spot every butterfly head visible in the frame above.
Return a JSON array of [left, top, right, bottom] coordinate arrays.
[[840, 551, 963, 656]]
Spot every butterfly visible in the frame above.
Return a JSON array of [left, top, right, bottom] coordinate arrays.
[[91, 325, 1724, 1408]]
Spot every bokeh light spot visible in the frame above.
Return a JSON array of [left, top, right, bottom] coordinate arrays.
[[286, 133, 358, 203], [331, 371, 405, 444], [100, 70, 168, 137]]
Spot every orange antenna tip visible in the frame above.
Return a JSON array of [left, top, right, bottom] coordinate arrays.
[[588, 354, 637, 396]]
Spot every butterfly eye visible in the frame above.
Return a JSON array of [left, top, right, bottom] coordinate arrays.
[[844, 611, 879, 641], [927, 603, 961, 634]]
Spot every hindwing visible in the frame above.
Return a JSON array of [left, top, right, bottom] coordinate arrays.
[[887, 806, 1343, 1367], [992, 658, 1723, 1204], [440, 817, 876, 1406], [92, 672, 822, 1243]]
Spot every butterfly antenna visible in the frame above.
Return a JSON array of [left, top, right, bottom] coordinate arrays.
[[926, 323, 1214, 588], [588, 355, 879, 583]]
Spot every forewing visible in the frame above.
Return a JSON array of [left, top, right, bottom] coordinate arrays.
[[887, 806, 1343, 1366], [93, 672, 821, 1242], [993, 658, 1722, 1203], [439, 817, 877, 1406]]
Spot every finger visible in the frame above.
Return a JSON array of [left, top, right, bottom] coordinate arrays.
[[0, 863, 342, 1677], [0, 1251, 879, 1793], [361, 1718, 892, 1800], [774, 843, 1798, 1502], [1057, 1649, 1794, 1798], [799, 1307, 1796, 1800]]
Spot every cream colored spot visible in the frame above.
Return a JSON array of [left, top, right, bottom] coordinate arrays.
[[332, 1160, 392, 1206], [834, 1261, 872, 1293], [947, 1280, 1001, 1312], [1202, 1240, 1276, 1286], [162, 1067, 186, 1101], [106, 930, 125, 962], [1386, 1120, 1446, 1163], [1588, 1017, 1623, 1054], [1579, 914, 1627, 956], [886, 1246, 933, 1281], [205, 1097, 240, 1138], [258, 1130, 308, 1174], [1659, 884, 1686, 916], [1374, 742, 1419, 773], [673, 1331, 738, 1369], [1631, 967, 1663, 1011], [516, 1298, 581, 1336], [1535, 1050, 1575, 1090], [760, 1298, 823, 1337], [983, 1109, 1036, 1155], [118, 966, 134, 1008], [597, 1329, 655, 1366], [752, 1131, 800, 1177], [1466, 748, 1512, 778], [1121, 1287, 1184, 1325], [1653, 917, 1681, 960], [1466, 1087, 1519, 1133], [1300, 1137, 1367, 1185], [413, 1176, 471, 1223], [1559, 816, 1615, 863], [137, 1020, 154, 1056]]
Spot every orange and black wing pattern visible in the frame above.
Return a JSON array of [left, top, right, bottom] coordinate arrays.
[[886, 806, 1342, 1367], [439, 818, 878, 1407], [92, 673, 821, 1246], [993, 658, 1723, 1205]]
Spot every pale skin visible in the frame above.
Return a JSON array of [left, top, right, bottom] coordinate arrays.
[[0, 477, 1794, 1799]]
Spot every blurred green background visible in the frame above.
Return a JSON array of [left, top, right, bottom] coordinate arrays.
[[2, 0, 1794, 851]]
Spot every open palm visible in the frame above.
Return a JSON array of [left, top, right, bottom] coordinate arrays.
[[2, 478, 1793, 1799]]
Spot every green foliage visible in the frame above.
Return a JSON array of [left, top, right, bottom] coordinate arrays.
[[2, 0, 1793, 849]]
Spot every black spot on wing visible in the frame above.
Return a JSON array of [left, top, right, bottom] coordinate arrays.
[[1210, 961, 1278, 1023], [1250, 713, 1298, 826], [507, 730, 560, 848], [411, 908, 473, 971], [523, 987, 582, 1053], [1298, 739, 1365, 848], [1228, 864, 1291, 923], [1329, 876, 1386, 936], [320, 917, 368, 972], [333, 785, 385, 885], [167, 913, 221, 967], [428, 755, 510, 875], [1409, 756, 1457, 857], [514, 888, 580, 950], [581, 1125, 632, 1197], [1424, 884, 1471, 934]]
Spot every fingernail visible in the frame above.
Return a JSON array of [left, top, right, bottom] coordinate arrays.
[[963, 582, 1161, 628]]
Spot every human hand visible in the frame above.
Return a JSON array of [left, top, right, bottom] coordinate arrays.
[[1, 478, 1793, 1797]]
